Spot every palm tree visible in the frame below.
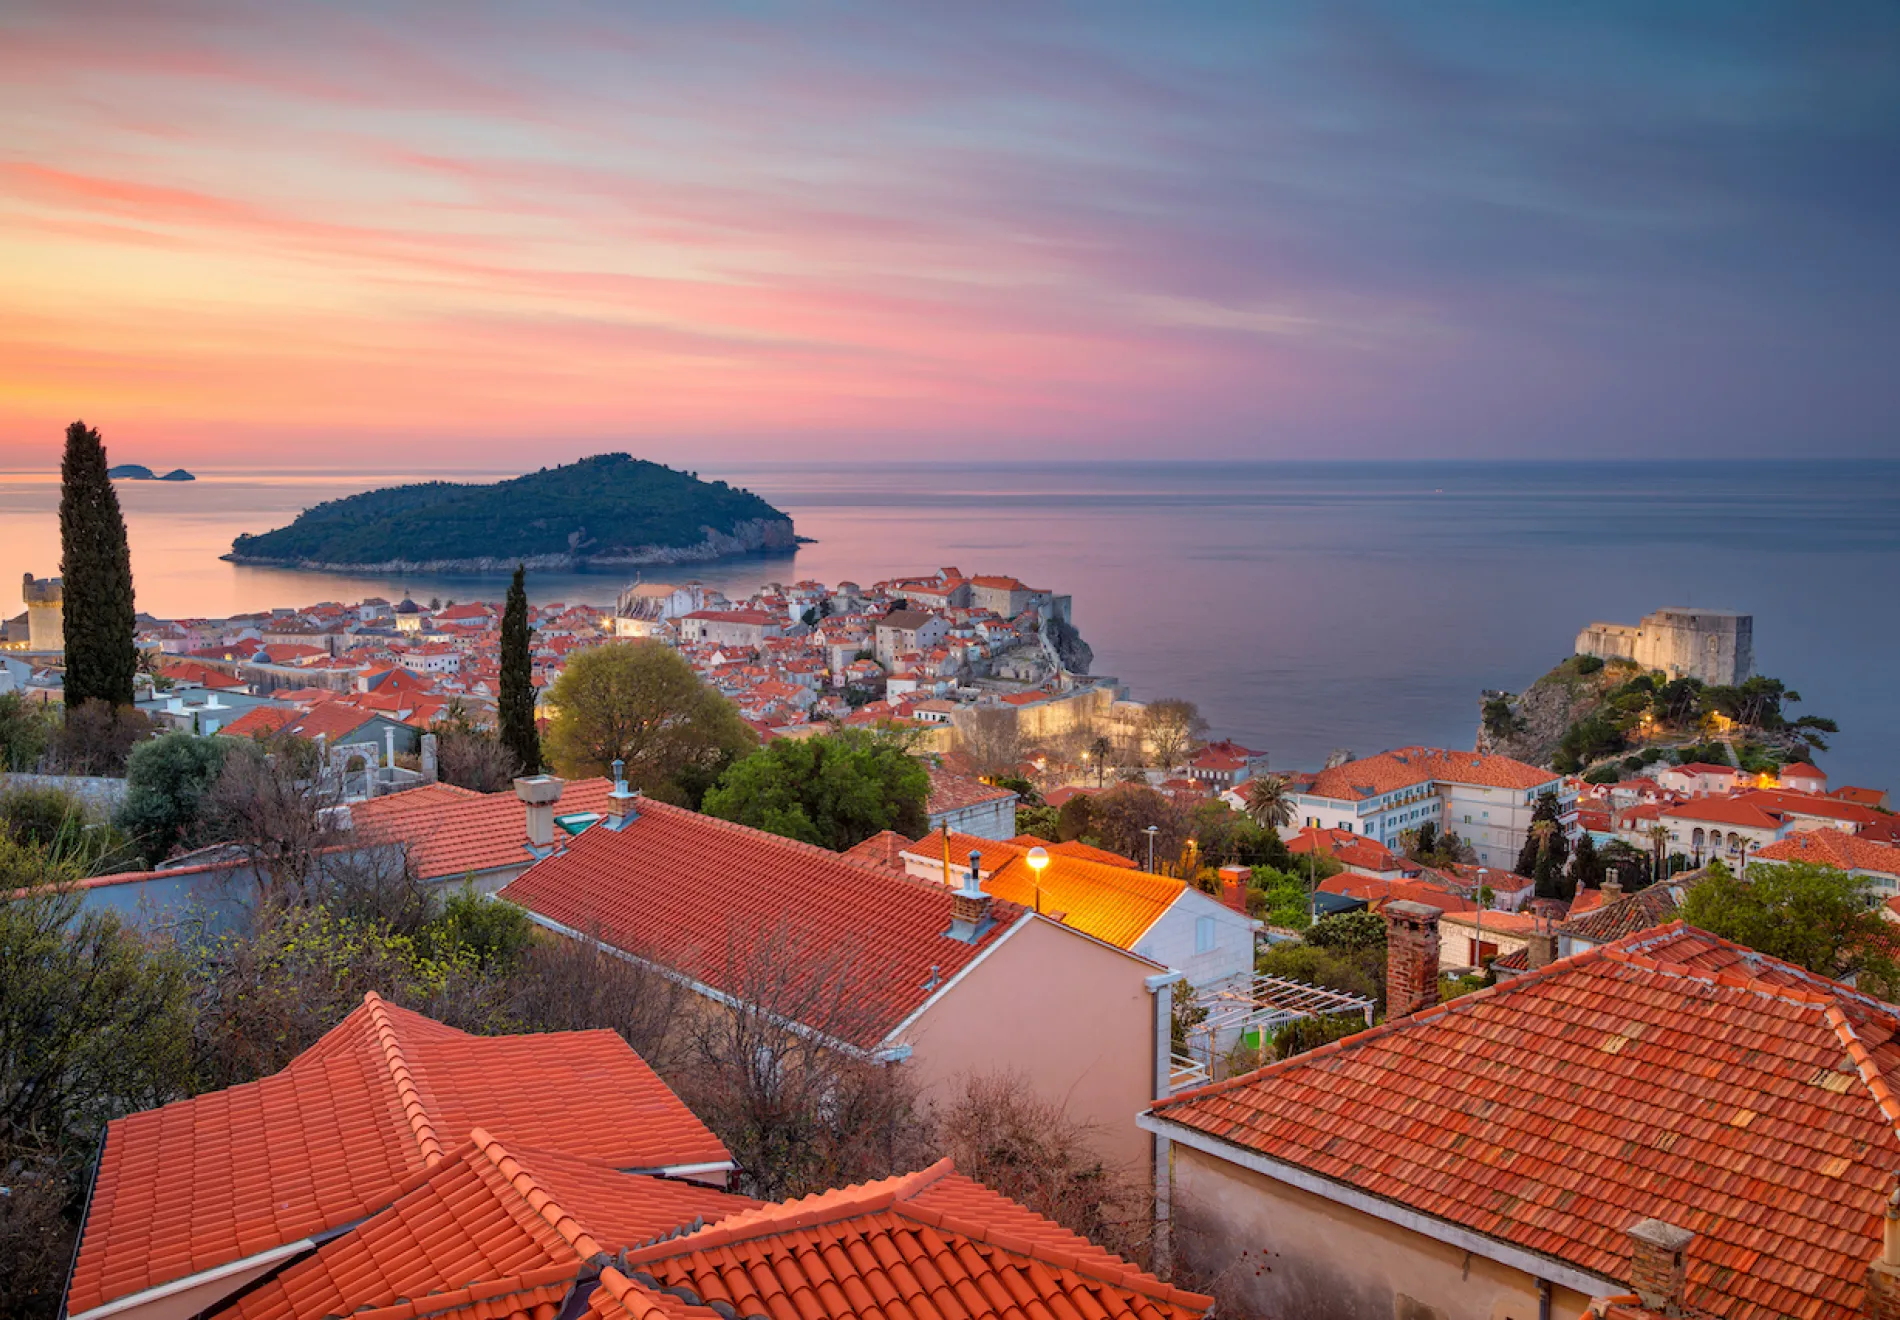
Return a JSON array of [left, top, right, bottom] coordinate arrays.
[[1243, 773, 1295, 831]]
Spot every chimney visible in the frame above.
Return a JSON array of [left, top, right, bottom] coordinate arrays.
[[1383, 900, 1442, 1018], [1601, 875, 1623, 902], [420, 732, 438, 783], [1627, 1219, 1694, 1315], [1218, 864, 1251, 915], [514, 775, 565, 849], [948, 850, 993, 944], [1867, 1181, 1900, 1320], [1525, 920, 1558, 970], [605, 758, 639, 830]]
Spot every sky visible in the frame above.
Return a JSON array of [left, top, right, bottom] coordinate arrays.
[[2, 2, 1897, 469]]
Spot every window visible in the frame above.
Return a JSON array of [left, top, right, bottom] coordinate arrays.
[[1195, 916, 1216, 954]]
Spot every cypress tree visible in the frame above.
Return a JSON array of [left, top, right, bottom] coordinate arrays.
[[59, 420, 137, 708], [498, 564, 540, 774]]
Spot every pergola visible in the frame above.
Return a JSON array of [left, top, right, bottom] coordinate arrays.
[[1174, 974, 1377, 1089]]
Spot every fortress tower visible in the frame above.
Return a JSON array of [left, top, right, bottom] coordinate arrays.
[[21, 572, 63, 653], [1575, 608, 1753, 686]]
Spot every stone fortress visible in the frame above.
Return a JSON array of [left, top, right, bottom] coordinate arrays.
[[1575, 607, 1753, 687], [21, 572, 64, 652]]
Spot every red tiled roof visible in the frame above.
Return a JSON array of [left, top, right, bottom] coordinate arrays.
[[839, 828, 914, 876], [1832, 786, 1890, 809], [619, 1159, 1209, 1320], [1318, 873, 1477, 913], [223, 1132, 754, 1320], [214, 705, 297, 739], [1148, 923, 1900, 1320], [1287, 827, 1404, 873], [1555, 882, 1686, 945], [350, 780, 616, 881], [983, 852, 1184, 948], [498, 804, 1024, 1051], [1740, 788, 1883, 828], [1008, 835, 1141, 868], [1306, 747, 1557, 801], [67, 995, 727, 1318], [1755, 827, 1900, 878], [1660, 796, 1787, 830], [924, 762, 1019, 813]]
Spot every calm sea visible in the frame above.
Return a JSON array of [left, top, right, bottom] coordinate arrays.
[[3, 461, 1896, 788]]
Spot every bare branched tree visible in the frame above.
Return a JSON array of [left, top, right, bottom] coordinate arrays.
[[677, 919, 931, 1199], [954, 707, 1028, 779], [511, 931, 684, 1073], [934, 1071, 1151, 1263], [196, 735, 344, 904], [432, 727, 522, 793]]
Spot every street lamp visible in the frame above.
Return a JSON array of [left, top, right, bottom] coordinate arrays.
[[1474, 867, 1488, 976], [1144, 824, 1160, 873], [1026, 845, 1049, 913]]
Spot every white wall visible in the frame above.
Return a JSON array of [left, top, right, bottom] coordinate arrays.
[[1134, 888, 1255, 991]]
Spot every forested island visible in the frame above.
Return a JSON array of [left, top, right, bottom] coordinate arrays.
[[108, 465, 195, 480], [225, 453, 798, 572]]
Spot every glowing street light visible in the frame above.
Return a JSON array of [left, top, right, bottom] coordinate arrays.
[[1026, 845, 1049, 913]]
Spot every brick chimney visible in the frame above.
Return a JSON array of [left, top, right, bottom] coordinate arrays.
[[513, 774, 565, 849], [1218, 864, 1250, 915], [1867, 1182, 1900, 1320], [1601, 875, 1623, 902], [1383, 900, 1442, 1018], [948, 851, 993, 944], [604, 758, 639, 830], [1627, 1219, 1694, 1315]]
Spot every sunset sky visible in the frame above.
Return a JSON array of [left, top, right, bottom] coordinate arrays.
[[3, 3, 1896, 468]]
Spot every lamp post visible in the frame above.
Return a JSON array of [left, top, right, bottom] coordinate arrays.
[[1026, 845, 1049, 913], [1474, 867, 1488, 976], [1145, 824, 1160, 873]]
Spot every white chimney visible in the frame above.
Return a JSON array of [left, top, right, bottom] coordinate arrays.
[[514, 775, 565, 849]]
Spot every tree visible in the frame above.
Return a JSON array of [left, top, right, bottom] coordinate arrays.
[[0, 837, 192, 1317], [702, 729, 928, 851], [544, 643, 755, 803], [119, 731, 229, 862], [498, 564, 540, 775], [934, 1073, 1149, 1259], [954, 707, 1027, 779], [1242, 773, 1295, 831], [0, 693, 54, 772], [1087, 734, 1114, 786], [1055, 793, 1095, 843], [1645, 824, 1671, 884], [1677, 860, 1895, 988], [195, 734, 343, 903], [1090, 782, 1190, 872], [677, 920, 931, 1199], [58, 421, 138, 710], [1570, 831, 1605, 892], [431, 726, 522, 793], [1138, 698, 1206, 770], [45, 700, 152, 776]]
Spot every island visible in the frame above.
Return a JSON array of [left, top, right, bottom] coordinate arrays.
[[109, 465, 196, 481], [224, 453, 799, 573]]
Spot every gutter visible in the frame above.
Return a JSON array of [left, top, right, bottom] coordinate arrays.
[[1138, 1112, 1620, 1299], [64, 1237, 320, 1320], [54, 1129, 105, 1320]]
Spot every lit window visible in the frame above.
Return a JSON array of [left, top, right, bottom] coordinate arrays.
[[1195, 916, 1216, 954]]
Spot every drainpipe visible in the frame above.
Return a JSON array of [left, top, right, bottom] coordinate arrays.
[[1145, 968, 1187, 1278], [1537, 1276, 1551, 1320]]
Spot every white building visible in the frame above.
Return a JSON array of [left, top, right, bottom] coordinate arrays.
[[1290, 746, 1574, 870]]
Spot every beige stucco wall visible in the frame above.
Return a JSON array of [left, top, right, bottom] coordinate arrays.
[[899, 915, 1158, 1174], [1169, 1144, 1598, 1320]]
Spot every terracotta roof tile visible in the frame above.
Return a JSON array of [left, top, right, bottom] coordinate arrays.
[[66, 996, 727, 1317], [1148, 923, 1900, 1320], [1756, 827, 1900, 877], [1306, 747, 1559, 801], [925, 763, 1019, 813], [498, 804, 1024, 1051], [619, 1161, 1209, 1320], [351, 780, 617, 881], [982, 852, 1183, 949]]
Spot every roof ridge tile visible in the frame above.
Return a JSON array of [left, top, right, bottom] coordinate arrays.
[[468, 1126, 611, 1264], [364, 991, 446, 1166], [1828, 1002, 1900, 1140]]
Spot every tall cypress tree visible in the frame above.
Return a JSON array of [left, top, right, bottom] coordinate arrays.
[[59, 420, 137, 708], [499, 564, 540, 774]]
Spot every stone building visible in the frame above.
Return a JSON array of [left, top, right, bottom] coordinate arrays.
[[1574, 607, 1753, 686], [21, 572, 63, 652]]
